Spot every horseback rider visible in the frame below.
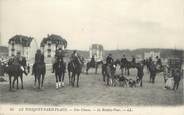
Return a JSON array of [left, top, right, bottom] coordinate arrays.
[[70, 50, 81, 64], [132, 56, 136, 64], [156, 56, 162, 66], [34, 49, 44, 64], [90, 55, 95, 67], [52, 48, 65, 73], [120, 54, 127, 67], [32, 49, 45, 75], [106, 53, 113, 65], [13, 51, 27, 75]]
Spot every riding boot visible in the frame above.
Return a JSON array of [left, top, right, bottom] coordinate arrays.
[[62, 82, 64, 87], [58, 82, 61, 88], [56, 82, 58, 89]]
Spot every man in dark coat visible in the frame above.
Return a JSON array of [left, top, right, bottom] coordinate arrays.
[[106, 54, 113, 65], [52, 48, 65, 73], [13, 51, 27, 75], [32, 49, 45, 74]]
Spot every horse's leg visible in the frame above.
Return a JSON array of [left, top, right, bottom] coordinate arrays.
[[20, 74, 23, 89], [62, 72, 65, 87], [176, 80, 180, 90], [71, 73, 75, 87], [77, 73, 80, 87], [140, 77, 143, 87], [34, 75, 36, 88], [58, 74, 61, 88], [55, 73, 59, 89], [152, 75, 155, 84], [68, 71, 71, 85], [9, 76, 12, 90], [86, 64, 88, 74], [86, 66, 89, 74], [38, 75, 41, 89], [17, 76, 19, 89], [12, 76, 16, 89], [107, 75, 109, 86], [128, 68, 130, 76], [41, 74, 45, 88], [95, 65, 98, 74]]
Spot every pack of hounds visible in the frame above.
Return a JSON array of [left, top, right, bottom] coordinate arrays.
[[107, 74, 138, 88]]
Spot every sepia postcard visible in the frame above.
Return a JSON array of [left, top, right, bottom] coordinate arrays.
[[0, 0, 183, 115]]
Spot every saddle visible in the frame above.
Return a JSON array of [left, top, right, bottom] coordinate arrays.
[[90, 61, 96, 67]]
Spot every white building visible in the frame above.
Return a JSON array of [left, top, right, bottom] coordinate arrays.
[[89, 44, 103, 61], [144, 51, 160, 61], [8, 35, 38, 62], [40, 34, 67, 62]]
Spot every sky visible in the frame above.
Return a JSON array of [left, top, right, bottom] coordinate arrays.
[[0, 0, 184, 50]]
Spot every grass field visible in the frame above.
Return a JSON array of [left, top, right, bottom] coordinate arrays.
[[0, 66, 183, 106]]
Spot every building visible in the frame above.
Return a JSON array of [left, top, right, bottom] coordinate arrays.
[[89, 44, 103, 61], [144, 51, 160, 61], [40, 34, 67, 60], [8, 35, 38, 62]]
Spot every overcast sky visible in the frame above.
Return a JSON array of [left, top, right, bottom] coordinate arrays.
[[0, 0, 184, 50]]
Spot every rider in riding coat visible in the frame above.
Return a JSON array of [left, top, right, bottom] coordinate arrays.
[[32, 49, 45, 75], [155, 56, 162, 70], [70, 50, 82, 66], [13, 51, 27, 75], [132, 56, 136, 64], [156, 56, 162, 66], [34, 49, 44, 64], [121, 54, 127, 66], [90, 55, 95, 66], [52, 48, 65, 73]]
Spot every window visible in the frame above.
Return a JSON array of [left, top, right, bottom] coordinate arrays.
[[47, 55, 51, 57], [11, 48, 15, 51], [47, 49, 51, 52]]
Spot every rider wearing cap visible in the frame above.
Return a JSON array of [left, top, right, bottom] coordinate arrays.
[[32, 49, 45, 75], [13, 51, 27, 75], [106, 53, 113, 65], [90, 55, 95, 67], [52, 48, 65, 73], [132, 56, 136, 64]]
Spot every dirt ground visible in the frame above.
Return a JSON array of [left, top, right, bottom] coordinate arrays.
[[0, 67, 183, 106]]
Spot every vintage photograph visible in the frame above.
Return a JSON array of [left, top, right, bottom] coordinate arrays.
[[0, 0, 183, 114]]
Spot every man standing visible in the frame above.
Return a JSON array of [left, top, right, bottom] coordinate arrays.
[[120, 54, 127, 75]]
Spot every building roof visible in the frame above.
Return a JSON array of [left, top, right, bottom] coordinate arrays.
[[40, 34, 67, 48], [91, 44, 103, 50], [8, 35, 33, 47]]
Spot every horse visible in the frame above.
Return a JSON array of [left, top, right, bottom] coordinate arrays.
[[86, 60, 103, 74], [68, 57, 83, 87], [32, 62, 46, 89], [5, 58, 27, 90], [53, 58, 66, 89]]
